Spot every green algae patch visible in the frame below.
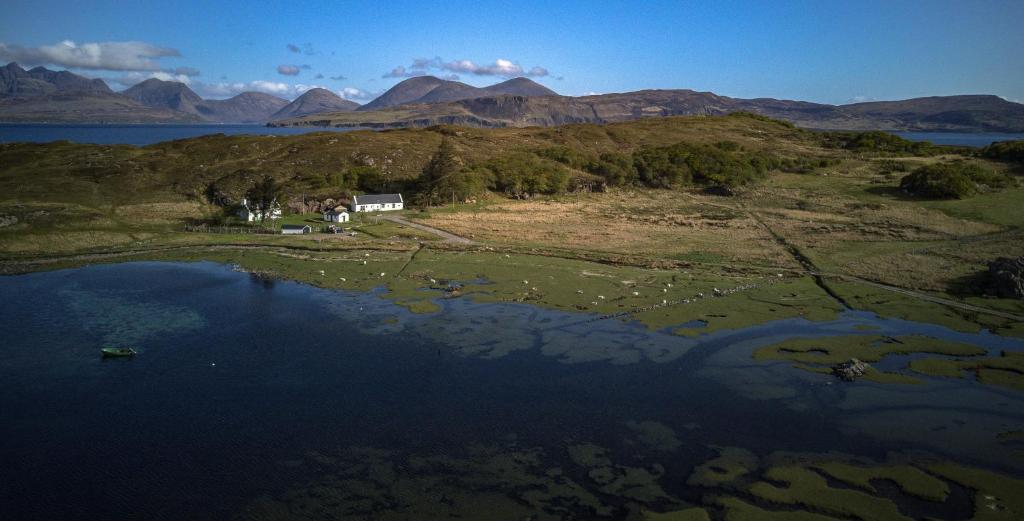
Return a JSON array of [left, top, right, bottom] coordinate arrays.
[[749, 466, 912, 521], [754, 334, 986, 365], [712, 496, 845, 521], [635, 276, 843, 337], [644, 507, 711, 521], [927, 463, 1024, 520], [754, 334, 986, 382], [811, 462, 949, 501], [829, 280, 1023, 337], [910, 351, 1024, 391], [626, 420, 682, 452], [687, 446, 759, 488], [567, 443, 613, 468]]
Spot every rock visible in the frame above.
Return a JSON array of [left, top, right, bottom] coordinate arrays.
[[0, 215, 18, 228], [984, 257, 1024, 299], [703, 184, 736, 197], [832, 358, 869, 381]]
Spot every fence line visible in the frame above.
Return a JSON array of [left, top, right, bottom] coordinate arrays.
[[184, 224, 279, 234]]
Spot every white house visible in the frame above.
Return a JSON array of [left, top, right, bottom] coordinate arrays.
[[350, 193, 403, 212], [322, 206, 350, 223], [238, 198, 282, 222], [281, 224, 311, 235]]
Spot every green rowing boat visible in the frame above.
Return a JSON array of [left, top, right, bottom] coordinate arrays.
[[101, 347, 137, 358]]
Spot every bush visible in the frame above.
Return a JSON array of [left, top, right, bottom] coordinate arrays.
[[980, 140, 1024, 163], [823, 131, 935, 155], [483, 153, 570, 196], [899, 162, 1010, 199]]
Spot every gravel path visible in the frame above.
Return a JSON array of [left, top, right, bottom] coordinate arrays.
[[382, 215, 474, 244]]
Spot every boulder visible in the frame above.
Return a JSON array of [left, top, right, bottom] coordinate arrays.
[[985, 257, 1024, 299], [832, 358, 869, 381]]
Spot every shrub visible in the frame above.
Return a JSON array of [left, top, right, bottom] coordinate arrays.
[[899, 162, 1010, 199], [980, 140, 1024, 163]]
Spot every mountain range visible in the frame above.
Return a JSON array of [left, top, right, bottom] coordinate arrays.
[[275, 79, 1024, 132], [2, 62, 1023, 132]]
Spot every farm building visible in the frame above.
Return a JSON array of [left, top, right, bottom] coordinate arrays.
[[322, 207, 350, 223], [238, 198, 282, 222], [281, 224, 311, 235], [351, 194, 403, 212]]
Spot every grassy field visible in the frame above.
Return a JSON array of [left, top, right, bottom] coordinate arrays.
[[1, 114, 1021, 338]]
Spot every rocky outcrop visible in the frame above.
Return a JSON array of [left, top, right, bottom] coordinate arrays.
[[832, 359, 869, 381], [984, 257, 1024, 299]]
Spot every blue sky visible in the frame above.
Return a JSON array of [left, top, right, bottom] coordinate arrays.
[[2, 0, 1022, 104]]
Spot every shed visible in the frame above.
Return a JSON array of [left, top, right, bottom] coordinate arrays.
[[282, 224, 312, 235]]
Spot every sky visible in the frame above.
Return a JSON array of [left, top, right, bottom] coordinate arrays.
[[1, 0, 1022, 104]]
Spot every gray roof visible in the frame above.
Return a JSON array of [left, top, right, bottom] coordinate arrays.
[[281, 224, 310, 230], [353, 193, 402, 205]]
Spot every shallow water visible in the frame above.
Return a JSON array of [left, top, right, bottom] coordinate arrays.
[[1, 261, 1022, 519], [0, 123, 360, 146]]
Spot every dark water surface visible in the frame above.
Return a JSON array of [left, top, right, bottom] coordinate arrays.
[[1, 262, 1022, 519], [892, 131, 1024, 147], [0, 123, 359, 146], [1, 123, 1021, 147]]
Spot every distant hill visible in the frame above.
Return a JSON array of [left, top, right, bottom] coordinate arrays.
[[194, 92, 289, 124], [482, 77, 558, 97], [123, 78, 204, 114], [275, 86, 1024, 133], [355, 76, 559, 112], [123, 78, 289, 123], [357, 76, 449, 111], [0, 64, 290, 124], [271, 88, 359, 120], [0, 63, 198, 123], [3, 64, 1023, 131], [1, 62, 113, 98]]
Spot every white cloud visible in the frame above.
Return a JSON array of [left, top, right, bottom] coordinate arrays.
[[382, 65, 426, 78], [582, 91, 600, 96], [847, 95, 876, 103], [389, 56, 550, 78], [172, 66, 200, 76], [189, 80, 330, 99], [0, 40, 179, 71], [277, 64, 301, 76], [340, 87, 378, 101], [109, 70, 194, 87]]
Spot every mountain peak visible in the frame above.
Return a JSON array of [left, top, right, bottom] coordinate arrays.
[[358, 75, 561, 111], [270, 88, 359, 120], [483, 77, 557, 97], [123, 78, 203, 112], [357, 75, 451, 111]]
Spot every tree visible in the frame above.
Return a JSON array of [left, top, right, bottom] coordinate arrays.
[[246, 176, 283, 222], [419, 138, 462, 206]]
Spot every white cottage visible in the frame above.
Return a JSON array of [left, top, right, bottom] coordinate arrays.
[[350, 194, 403, 212], [322, 206, 350, 223], [238, 198, 282, 222]]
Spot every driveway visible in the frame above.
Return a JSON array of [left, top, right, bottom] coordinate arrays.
[[382, 215, 474, 244]]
